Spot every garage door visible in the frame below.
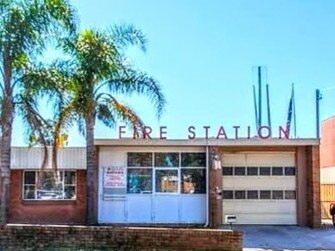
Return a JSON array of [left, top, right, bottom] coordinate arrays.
[[222, 152, 296, 225]]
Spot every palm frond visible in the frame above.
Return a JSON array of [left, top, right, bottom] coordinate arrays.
[[107, 68, 166, 119], [17, 93, 51, 169], [108, 24, 147, 52], [101, 93, 144, 131]]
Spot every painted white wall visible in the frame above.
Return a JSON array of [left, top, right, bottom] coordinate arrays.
[[98, 146, 207, 224], [321, 166, 335, 184]]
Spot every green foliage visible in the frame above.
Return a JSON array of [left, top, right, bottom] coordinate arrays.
[[44, 25, 166, 140]]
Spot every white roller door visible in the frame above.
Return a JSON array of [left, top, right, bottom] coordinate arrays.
[[222, 152, 297, 225]]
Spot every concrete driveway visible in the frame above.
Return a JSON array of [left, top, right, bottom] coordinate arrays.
[[230, 223, 335, 251]]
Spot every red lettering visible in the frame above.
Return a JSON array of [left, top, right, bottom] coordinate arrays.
[[119, 125, 126, 139], [279, 126, 289, 139], [142, 126, 152, 139], [258, 126, 271, 139], [233, 126, 240, 139], [203, 126, 210, 139], [216, 126, 227, 139], [188, 126, 196, 139], [160, 126, 167, 139]]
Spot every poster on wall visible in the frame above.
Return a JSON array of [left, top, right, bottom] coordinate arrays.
[[103, 166, 127, 200]]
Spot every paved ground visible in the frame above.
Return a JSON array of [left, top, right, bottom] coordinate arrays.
[[228, 222, 335, 251]]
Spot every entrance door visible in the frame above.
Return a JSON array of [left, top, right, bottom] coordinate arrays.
[[98, 147, 207, 224]]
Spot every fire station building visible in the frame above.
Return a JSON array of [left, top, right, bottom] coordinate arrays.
[[8, 138, 321, 227]]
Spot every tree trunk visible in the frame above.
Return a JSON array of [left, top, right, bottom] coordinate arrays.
[[0, 49, 13, 225], [86, 113, 97, 225]]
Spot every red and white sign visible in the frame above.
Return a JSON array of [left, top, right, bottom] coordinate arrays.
[[104, 166, 126, 189]]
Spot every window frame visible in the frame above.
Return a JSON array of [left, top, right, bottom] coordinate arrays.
[[126, 151, 207, 195], [22, 170, 77, 201]]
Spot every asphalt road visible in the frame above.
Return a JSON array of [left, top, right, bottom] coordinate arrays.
[[231, 223, 335, 251]]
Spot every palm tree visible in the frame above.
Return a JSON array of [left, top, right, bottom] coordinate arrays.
[[0, 0, 77, 224], [23, 25, 166, 224]]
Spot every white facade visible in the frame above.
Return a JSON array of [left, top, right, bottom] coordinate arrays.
[[98, 146, 207, 224]]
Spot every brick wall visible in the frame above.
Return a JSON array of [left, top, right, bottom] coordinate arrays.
[[209, 147, 223, 227], [0, 225, 242, 251], [307, 145, 321, 228], [8, 170, 86, 224]]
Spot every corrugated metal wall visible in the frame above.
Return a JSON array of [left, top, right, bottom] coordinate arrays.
[[11, 147, 86, 169]]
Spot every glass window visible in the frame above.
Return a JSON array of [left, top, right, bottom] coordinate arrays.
[[272, 167, 283, 176], [247, 167, 258, 176], [260, 190, 271, 199], [259, 167, 271, 176], [235, 190, 246, 199], [181, 153, 206, 167], [155, 170, 178, 193], [24, 185, 35, 199], [272, 190, 284, 200], [155, 152, 179, 167], [223, 190, 234, 199], [234, 167, 245, 176], [285, 167, 296, 176], [247, 190, 258, 199], [181, 169, 206, 194], [222, 167, 233, 176], [127, 169, 152, 194], [23, 171, 76, 200], [285, 190, 296, 200], [127, 152, 152, 167], [24, 171, 36, 184]]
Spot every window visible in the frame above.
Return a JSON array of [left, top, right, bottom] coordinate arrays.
[[127, 169, 152, 194], [155, 170, 178, 193], [181, 153, 206, 167], [181, 169, 206, 194], [247, 167, 258, 176], [155, 152, 179, 167], [23, 171, 76, 200], [128, 152, 152, 167], [285, 167, 296, 176], [234, 167, 245, 176], [247, 190, 258, 199], [235, 190, 246, 199], [260, 190, 271, 199], [285, 190, 296, 200], [222, 167, 233, 176], [223, 190, 234, 199], [272, 190, 284, 200], [272, 167, 283, 176], [259, 167, 271, 176], [23, 171, 36, 199]]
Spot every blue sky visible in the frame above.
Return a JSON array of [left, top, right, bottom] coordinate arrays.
[[12, 0, 335, 145]]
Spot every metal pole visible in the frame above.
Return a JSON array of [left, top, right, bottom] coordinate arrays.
[[316, 89, 321, 138], [253, 85, 259, 131], [258, 67, 262, 127], [266, 83, 272, 133]]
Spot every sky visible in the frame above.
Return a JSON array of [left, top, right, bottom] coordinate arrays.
[[12, 0, 335, 146]]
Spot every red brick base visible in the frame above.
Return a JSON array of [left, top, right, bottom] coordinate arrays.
[[0, 225, 242, 251]]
